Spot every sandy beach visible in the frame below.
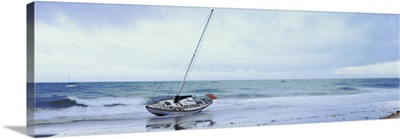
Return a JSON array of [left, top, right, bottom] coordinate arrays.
[[34, 99, 398, 137]]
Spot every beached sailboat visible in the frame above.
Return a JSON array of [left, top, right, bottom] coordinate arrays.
[[145, 9, 217, 116], [65, 72, 79, 88]]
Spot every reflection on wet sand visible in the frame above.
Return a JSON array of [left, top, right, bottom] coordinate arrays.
[[146, 112, 215, 131]]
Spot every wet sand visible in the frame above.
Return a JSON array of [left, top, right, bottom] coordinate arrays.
[[34, 101, 399, 137]]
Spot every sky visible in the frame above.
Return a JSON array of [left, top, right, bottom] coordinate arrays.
[[34, 2, 400, 82]]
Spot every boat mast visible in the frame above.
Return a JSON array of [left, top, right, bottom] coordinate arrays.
[[176, 9, 214, 96], [68, 71, 71, 84]]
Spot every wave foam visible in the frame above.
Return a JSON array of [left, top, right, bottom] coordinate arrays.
[[34, 97, 150, 123], [67, 96, 146, 107]]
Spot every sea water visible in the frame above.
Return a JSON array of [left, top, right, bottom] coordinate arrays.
[[32, 78, 399, 135]]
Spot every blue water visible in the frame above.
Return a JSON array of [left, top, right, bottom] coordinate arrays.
[[33, 78, 399, 124]]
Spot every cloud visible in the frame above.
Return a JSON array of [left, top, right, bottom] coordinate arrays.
[[332, 61, 400, 78], [205, 10, 399, 73], [34, 2, 399, 82], [34, 5, 214, 82]]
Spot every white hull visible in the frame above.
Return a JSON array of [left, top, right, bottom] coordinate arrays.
[[65, 84, 79, 88], [145, 102, 212, 116]]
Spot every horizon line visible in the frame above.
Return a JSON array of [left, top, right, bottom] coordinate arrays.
[[32, 77, 400, 83]]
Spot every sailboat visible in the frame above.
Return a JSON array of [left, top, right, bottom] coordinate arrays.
[[65, 72, 79, 88], [145, 9, 217, 116]]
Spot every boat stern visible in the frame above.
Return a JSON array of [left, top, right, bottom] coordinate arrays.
[[205, 94, 217, 100]]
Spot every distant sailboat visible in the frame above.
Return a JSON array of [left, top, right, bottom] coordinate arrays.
[[145, 9, 217, 116], [65, 72, 78, 88]]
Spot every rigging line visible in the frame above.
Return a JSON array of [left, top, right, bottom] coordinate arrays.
[[189, 12, 211, 50], [148, 40, 191, 103], [150, 10, 211, 100], [147, 46, 189, 104], [148, 12, 208, 102], [185, 17, 212, 85], [176, 9, 214, 96], [168, 13, 209, 87], [170, 49, 188, 81], [148, 10, 213, 100], [147, 81, 166, 105], [178, 13, 212, 89], [188, 15, 214, 82], [176, 10, 213, 94], [209, 13, 215, 90]]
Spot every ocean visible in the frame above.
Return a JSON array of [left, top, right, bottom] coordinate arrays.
[[32, 78, 400, 136]]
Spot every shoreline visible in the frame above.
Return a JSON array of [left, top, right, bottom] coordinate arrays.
[[41, 102, 399, 137]]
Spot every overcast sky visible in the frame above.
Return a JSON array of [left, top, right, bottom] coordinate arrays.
[[34, 2, 399, 82]]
